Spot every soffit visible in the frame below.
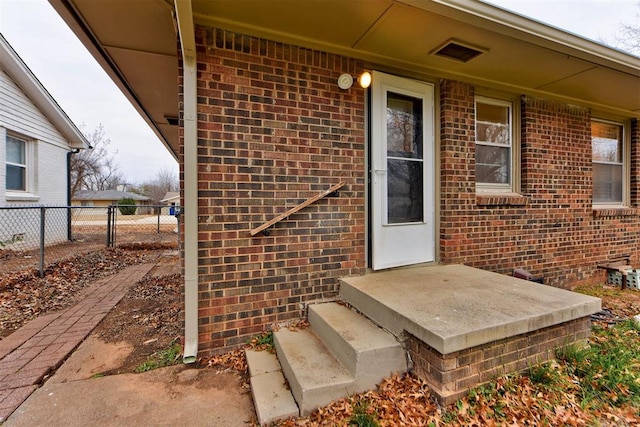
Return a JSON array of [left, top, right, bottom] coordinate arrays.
[[49, 0, 180, 157], [50, 0, 640, 155], [193, 0, 639, 115]]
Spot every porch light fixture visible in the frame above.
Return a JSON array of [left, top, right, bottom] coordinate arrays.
[[357, 71, 372, 88], [338, 71, 372, 90]]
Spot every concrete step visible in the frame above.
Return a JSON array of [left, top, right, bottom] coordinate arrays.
[[339, 277, 405, 338], [308, 303, 407, 382], [275, 303, 408, 416], [245, 349, 298, 426], [274, 327, 354, 416]]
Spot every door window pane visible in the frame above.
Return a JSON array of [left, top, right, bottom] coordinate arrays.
[[387, 159, 423, 223], [386, 91, 424, 223], [387, 93, 422, 159]]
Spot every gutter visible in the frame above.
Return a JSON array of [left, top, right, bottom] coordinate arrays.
[[175, 0, 199, 364]]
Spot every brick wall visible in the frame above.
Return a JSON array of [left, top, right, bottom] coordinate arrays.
[[408, 317, 592, 404], [439, 82, 640, 287], [184, 27, 366, 354], [180, 25, 639, 354]]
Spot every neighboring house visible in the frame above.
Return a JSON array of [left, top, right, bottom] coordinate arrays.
[[0, 33, 88, 249], [72, 190, 151, 214], [52, 0, 638, 408], [160, 191, 180, 215]]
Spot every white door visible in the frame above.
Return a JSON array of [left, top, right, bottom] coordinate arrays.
[[371, 71, 435, 270]]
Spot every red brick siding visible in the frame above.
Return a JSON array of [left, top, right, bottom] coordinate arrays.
[[439, 83, 640, 287], [408, 317, 592, 404], [179, 25, 639, 354], [183, 27, 366, 354], [439, 81, 477, 260]]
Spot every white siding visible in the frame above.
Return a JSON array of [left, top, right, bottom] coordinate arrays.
[[0, 68, 73, 247], [0, 126, 5, 205], [0, 69, 69, 149], [0, 67, 72, 205]]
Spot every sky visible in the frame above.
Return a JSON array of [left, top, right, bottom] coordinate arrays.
[[0, 0, 638, 185]]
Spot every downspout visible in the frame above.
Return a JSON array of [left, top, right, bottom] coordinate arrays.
[[67, 149, 80, 241], [175, 0, 198, 363]]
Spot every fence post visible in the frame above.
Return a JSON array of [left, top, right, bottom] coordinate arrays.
[[39, 206, 46, 278], [157, 206, 161, 234], [176, 208, 181, 251], [67, 206, 73, 241]]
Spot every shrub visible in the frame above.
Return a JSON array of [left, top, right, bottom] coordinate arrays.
[[117, 197, 137, 215]]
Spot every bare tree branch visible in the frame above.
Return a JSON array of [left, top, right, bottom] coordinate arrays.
[[70, 124, 124, 197]]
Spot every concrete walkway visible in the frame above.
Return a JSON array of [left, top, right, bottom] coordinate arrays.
[[0, 263, 154, 422]]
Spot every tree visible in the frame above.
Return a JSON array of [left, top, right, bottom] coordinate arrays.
[[117, 197, 137, 215], [612, 3, 640, 56], [133, 166, 179, 204], [70, 124, 124, 197]]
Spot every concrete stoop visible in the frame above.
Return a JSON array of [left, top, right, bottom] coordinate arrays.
[[246, 302, 407, 424]]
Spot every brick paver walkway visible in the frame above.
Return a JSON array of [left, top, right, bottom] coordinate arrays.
[[0, 263, 154, 422]]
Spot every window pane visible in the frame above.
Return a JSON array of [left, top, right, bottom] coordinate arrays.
[[6, 136, 25, 164], [476, 102, 509, 145], [387, 159, 423, 223], [387, 93, 423, 159], [592, 122, 621, 163], [593, 163, 622, 203], [6, 164, 25, 191], [476, 145, 510, 184]]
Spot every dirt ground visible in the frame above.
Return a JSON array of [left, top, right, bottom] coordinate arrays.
[[92, 251, 184, 374], [2, 246, 257, 426]]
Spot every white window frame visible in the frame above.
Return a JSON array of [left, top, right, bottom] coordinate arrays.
[[6, 133, 37, 200], [592, 119, 628, 207], [475, 96, 518, 193]]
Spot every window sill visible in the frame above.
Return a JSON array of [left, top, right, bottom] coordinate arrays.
[[593, 206, 637, 218], [6, 192, 39, 203], [476, 193, 528, 207]]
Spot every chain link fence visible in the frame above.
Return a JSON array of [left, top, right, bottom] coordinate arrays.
[[0, 205, 180, 276]]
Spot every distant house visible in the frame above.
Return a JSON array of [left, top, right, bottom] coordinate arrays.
[[72, 190, 151, 214], [160, 191, 179, 211], [0, 33, 88, 249]]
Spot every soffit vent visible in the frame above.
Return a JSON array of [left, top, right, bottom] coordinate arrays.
[[165, 116, 180, 126], [431, 39, 487, 63]]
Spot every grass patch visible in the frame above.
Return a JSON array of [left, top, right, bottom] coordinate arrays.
[[558, 320, 640, 409], [574, 283, 621, 298], [135, 341, 182, 373], [348, 399, 379, 427], [527, 361, 561, 389], [248, 331, 274, 351]]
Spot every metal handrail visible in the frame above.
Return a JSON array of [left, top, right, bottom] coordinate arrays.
[[250, 182, 345, 236]]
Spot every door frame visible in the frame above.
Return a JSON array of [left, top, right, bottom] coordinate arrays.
[[369, 71, 436, 270]]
